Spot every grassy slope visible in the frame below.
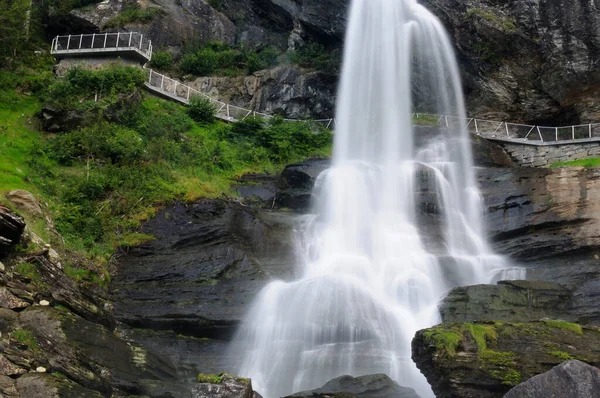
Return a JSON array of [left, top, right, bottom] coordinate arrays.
[[0, 67, 331, 281]]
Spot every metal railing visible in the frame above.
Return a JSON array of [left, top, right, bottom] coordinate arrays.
[[411, 113, 600, 143], [50, 32, 153, 61]]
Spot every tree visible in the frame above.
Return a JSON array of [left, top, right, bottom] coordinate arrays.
[[0, 0, 31, 60]]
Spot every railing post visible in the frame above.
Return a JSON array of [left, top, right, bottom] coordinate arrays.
[[128, 32, 133, 47], [227, 104, 230, 117], [116, 32, 120, 47], [590, 124, 593, 139], [103, 33, 107, 48], [505, 122, 510, 137], [444, 115, 449, 127], [572, 126, 575, 140], [160, 75, 164, 90], [67, 34, 71, 50], [474, 119, 479, 134], [537, 126, 544, 142], [174, 81, 178, 95], [187, 87, 190, 100], [148, 69, 152, 83], [555, 127, 558, 141], [78, 34, 83, 49], [139, 34, 143, 50]]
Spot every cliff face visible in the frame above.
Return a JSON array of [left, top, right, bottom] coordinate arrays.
[[64, 0, 600, 122]]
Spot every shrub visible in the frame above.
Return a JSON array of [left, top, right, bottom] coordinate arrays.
[[149, 50, 173, 70], [187, 96, 216, 124]]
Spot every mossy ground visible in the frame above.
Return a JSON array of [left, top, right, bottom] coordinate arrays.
[[197, 373, 250, 385]]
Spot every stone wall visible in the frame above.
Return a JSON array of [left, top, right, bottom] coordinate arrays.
[[496, 141, 600, 167]]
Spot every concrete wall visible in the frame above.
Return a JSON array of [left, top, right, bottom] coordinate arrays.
[[497, 141, 600, 167]]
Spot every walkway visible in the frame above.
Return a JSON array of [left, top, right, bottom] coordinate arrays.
[[51, 33, 600, 145]]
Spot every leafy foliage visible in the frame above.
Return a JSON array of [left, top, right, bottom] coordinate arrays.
[[149, 50, 173, 70], [178, 42, 281, 76], [187, 96, 216, 124]]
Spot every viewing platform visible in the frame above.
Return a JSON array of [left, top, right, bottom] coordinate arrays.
[[50, 32, 152, 64]]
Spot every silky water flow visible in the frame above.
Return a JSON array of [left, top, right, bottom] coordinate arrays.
[[230, 0, 522, 397]]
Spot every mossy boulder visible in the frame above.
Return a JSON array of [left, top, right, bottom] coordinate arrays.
[[412, 321, 600, 397], [440, 280, 576, 324], [192, 373, 253, 398]]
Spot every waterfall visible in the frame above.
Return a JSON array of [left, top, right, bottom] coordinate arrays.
[[230, 0, 509, 397]]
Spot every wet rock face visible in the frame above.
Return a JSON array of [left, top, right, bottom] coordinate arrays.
[[480, 167, 600, 260], [504, 360, 600, 398], [110, 200, 297, 386], [412, 321, 600, 398], [286, 374, 420, 398]]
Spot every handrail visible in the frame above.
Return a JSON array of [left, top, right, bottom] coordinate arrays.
[[50, 32, 153, 60]]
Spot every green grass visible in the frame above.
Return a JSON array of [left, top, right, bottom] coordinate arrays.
[[197, 373, 249, 385], [548, 350, 573, 360], [463, 323, 498, 351], [14, 262, 42, 284], [543, 320, 583, 335], [424, 327, 463, 356], [550, 158, 600, 168]]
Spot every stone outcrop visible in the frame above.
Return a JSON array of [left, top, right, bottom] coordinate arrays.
[[5, 191, 43, 218], [286, 374, 420, 398], [192, 374, 254, 398], [412, 321, 600, 398], [504, 360, 600, 398], [185, 65, 337, 119]]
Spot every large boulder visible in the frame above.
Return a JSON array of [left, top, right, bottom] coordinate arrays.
[[412, 321, 600, 398], [286, 374, 420, 398], [5, 190, 43, 218], [504, 360, 600, 398], [439, 280, 578, 324]]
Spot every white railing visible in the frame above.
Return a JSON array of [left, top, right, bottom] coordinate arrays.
[[411, 113, 600, 143], [50, 32, 153, 60]]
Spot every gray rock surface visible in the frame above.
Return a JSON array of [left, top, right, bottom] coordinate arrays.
[[192, 375, 253, 398], [440, 280, 577, 324], [0, 206, 25, 258], [504, 360, 600, 398], [287, 374, 420, 398]]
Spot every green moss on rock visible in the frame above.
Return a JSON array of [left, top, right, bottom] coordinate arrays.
[[423, 327, 463, 356], [543, 320, 583, 335]]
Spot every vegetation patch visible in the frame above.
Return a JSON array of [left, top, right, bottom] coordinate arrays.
[[288, 42, 341, 75], [413, 113, 440, 126], [197, 373, 249, 385], [550, 158, 600, 168], [463, 323, 498, 351], [14, 262, 43, 285], [489, 369, 522, 386], [543, 320, 583, 335], [466, 8, 517, 32], [11, 329, 41, 352], [548, 350, 573, 360], [424, 326, 463, 356], [103, 4, 164, 29], [149, 50, 173, 71]]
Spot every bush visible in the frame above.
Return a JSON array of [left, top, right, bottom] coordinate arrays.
[[187, 96, 216, 124], [149, 50, 173, 70]]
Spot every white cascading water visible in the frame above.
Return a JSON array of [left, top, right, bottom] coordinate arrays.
[[230, 0, 517, 397]]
